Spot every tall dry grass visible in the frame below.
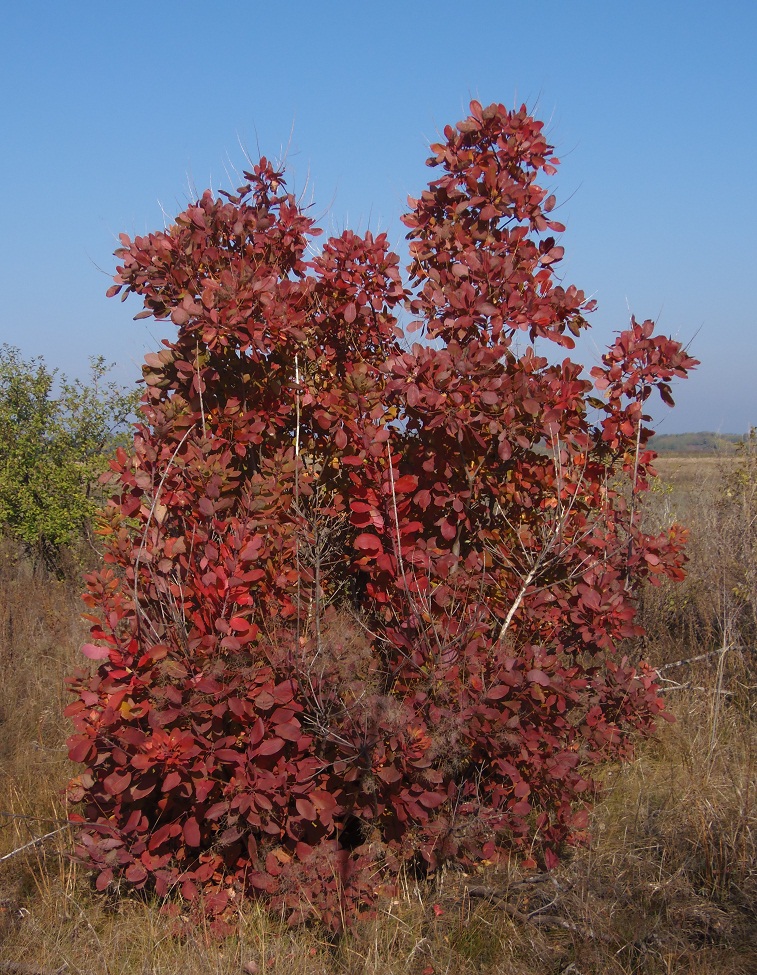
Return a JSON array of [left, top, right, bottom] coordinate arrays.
[[0, 448, 755, 974]]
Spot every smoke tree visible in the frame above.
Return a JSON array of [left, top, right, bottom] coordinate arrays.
[[66, 101, 697, 931]]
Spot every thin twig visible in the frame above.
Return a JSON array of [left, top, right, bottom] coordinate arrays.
[[656, 648, 728, 672], [386, 442, 408, 592], [498, 563, 539, 642], [0, 825, 73, 865], [195, 341, 206, 439], [133, 423, 197, 621], [294, 354, 302, 649], [658, 682, 732, 696], [0, 811, 72, 827], [0, 963, 68, 975], [462, 885, 610, 942], [708, 640, 730, 766]]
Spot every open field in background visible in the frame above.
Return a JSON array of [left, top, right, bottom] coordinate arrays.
[[654, 454, 734, 499], [0, 453, 755, 975]]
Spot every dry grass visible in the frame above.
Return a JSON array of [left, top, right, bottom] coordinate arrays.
[[1, 452, 756, 974]]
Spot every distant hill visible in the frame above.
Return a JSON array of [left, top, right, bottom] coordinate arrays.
[[649, 432, 745, 455]]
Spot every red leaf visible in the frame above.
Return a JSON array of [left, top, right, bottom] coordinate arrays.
[[137, 643, 169, 667], [103, 770, 131, 795], [276, 720, 302, 741], [68, 737, 95, 764], [414, 489, 431, 510], [295, 798, 316, 819], [181, 879, 199, 900], [310, 789, 337, 813], [81, 643, 110, 660], [95, 869, 113, 891], [229, 616, 251, 633], [272, 681, 296, 705], [255, 737, 285, 756], [526, 669, 551, 686], [183, 817, 201, 847], [354, 533, 383, 556], [125, 862, 148, 884], [392, 474, 418, 493]]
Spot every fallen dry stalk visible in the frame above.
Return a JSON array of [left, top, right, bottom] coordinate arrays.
[[461, 883, 612, 944], [0, 964, 67, 975]]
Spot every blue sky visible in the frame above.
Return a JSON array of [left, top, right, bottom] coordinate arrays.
[[1, 0, 754, 433]]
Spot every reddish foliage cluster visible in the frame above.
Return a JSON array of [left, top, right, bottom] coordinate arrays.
[[66, 101, 697, 931]]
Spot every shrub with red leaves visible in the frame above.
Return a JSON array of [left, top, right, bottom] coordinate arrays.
[[66, 101, 697, 932]]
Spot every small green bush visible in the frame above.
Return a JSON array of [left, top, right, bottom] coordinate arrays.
[[0, 345, 138, 564]]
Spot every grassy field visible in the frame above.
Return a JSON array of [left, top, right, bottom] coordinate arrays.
[[654, 453, 732, 494], [0, 451, 755, 975]]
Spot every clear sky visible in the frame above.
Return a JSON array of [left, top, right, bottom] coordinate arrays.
[[1, 0, 754, 433]]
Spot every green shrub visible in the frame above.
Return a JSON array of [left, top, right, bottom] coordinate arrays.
[[0, 345, 138, 564]]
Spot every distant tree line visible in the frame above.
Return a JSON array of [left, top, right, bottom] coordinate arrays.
[[650, 431, 745, 454]]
